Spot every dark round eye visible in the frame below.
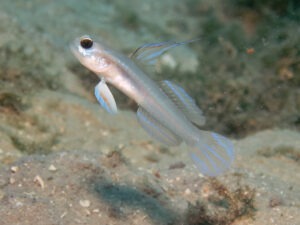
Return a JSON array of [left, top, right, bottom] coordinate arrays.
[[80, 37, 93, 49]]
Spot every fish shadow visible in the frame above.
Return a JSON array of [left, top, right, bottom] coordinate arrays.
[[92, 178, 181, 225]]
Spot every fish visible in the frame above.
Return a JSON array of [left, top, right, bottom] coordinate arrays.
[[70, 35, 234, 176]]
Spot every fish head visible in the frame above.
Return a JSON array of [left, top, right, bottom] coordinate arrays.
[[70, 35, 113, 74]]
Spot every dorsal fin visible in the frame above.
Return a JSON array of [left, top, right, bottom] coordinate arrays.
[[129, 39, 200, 65], [159, 80, 205, 126]]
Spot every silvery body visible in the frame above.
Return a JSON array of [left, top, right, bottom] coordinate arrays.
[[71, 36, 234, 176]]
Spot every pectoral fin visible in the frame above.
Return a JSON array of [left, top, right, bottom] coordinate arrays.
[[94, 79, 117, 114], [137, 107, 182, 146]]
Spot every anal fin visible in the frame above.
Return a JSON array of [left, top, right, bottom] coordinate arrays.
[[137, 107, 182, 146]]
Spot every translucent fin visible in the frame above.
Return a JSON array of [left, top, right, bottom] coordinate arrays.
[[130, 39, 199, 65], [159, 80, 205, 126], [137, 107, 182, 146], [188, 131, 234, 176], [94, 79, 118, 114]]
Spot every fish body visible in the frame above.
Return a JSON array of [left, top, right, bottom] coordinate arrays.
[[71, 36, 234, 176], [105, 52, 200, 145]]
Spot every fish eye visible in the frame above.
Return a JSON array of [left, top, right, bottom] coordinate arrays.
[[80, 37, 93, 49]]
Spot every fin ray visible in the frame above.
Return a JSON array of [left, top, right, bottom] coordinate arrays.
[[188, 131, 234, 176], [159, 80, 205, 126], [137, 107, 182, 146], [94, 79, 118, 114], [130, 39, 199, 65]]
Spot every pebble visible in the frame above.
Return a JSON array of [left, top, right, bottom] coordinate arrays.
[[34, 175, 45, 189], [84, 209, 91, 216], [92, 209, 100, 213], [184, 188, 191, 195], [9, 177, 16, 184], [60, 212, 67, 219], [11, 166, 19, 173], [48, 164, 57, 171], [79, 199, 91, 208]]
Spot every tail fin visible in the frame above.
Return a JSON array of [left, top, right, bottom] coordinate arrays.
[[188, 131, 234, 177]]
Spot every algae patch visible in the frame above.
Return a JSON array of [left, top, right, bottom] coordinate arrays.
[[184, 179, 256, 225]]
